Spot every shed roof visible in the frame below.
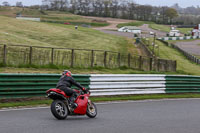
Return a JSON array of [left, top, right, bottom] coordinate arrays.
[[123, 26, 141, 30]]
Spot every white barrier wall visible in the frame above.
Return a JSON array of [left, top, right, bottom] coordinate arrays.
[[89, 74, 166, 96]]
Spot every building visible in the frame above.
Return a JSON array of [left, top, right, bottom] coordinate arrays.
[[192, 24, 200, 36], [118, 26, 141, 34]]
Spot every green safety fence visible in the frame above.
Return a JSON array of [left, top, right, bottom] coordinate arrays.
[[165, 75, 200, 93], [0, 74, 90, 98], [0, 74, 200, 99]]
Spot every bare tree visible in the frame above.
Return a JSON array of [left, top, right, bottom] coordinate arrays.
[[2, 1, 10, 6], [119, 1, 128, 19], [110, 0, 119, 18], [16, 2, 23, 7], [127, 1, 136, 20]]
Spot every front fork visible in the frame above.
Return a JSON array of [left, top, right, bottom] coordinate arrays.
[[88, 99, 92, 107]]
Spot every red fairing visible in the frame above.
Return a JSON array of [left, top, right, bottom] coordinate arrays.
[[73, 93, 90, 115], [46, 88, 70, 98]]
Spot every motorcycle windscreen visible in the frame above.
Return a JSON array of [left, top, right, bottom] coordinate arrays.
[[74, 95, 88, 115]]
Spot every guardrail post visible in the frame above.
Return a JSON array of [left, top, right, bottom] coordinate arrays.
[[104, 51, 107, 68], [91, 50, 94, 67], [3, 45, 7, 65], [71, 49, 74, 67], [51, 48, 54, 64], [29, 46, 32, 65], [128, 53, 131, 68]]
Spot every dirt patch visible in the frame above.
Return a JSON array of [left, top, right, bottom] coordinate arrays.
[[82, 16, 133, 30]]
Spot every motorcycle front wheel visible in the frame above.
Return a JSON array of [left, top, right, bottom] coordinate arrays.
[[86, 102, 97, 118], [51, 100, 68, 120]]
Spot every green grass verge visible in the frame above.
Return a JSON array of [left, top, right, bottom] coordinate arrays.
[[177, 28, 192, 34], [0, 67, 179, 75], [149, 24, 192, 34], [117, 21, 154, 28], [149, 24, 170, 32], [1, 93, 200, 109]]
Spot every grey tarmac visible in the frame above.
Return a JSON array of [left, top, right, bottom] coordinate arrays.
[[0, 99, 200, 133], [175, 40, 200, 56]]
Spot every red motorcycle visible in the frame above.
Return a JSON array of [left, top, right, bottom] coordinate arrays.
[[46, 88, 97, 120]]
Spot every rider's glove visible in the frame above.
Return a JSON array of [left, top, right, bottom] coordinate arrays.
[[82, 87, 88, 93]]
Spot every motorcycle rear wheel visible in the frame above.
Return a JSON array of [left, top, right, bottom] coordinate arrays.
[[86, 102, 97, 118], [51, 100, 68, 120]]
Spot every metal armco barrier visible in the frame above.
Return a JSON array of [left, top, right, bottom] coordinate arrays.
[[166, 75, 200, 93], [89, 74, 166, 96], [0, 74, 90, 98], [0, 74, 200, 98], [158, 36, 200, 41]]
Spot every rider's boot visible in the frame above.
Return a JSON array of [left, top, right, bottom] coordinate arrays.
[[69, 93, 78, 109]]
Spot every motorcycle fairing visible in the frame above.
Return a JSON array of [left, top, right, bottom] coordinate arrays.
[[74, 93, 89, 115]]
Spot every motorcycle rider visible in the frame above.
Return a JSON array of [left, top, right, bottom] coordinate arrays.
[[56, 70, 87, 109]]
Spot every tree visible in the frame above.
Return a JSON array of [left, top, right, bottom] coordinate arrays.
[[103, 0, 111, 17], [165, 8, 178, 24], [16, 2, 23, 7], [110, 0, 119, 18], [2, 1, 10, 6], [127, 1, 136, 20]]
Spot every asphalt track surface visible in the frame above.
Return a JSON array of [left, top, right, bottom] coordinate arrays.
[[98, 24, 167, 39], [139, 24, 167, 38], [175, 40, 200, 56], [1, 99, 200, 133]]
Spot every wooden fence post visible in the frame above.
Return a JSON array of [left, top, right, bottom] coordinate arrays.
[[71, 49, 74, 67], [157, 59, 160, 72], [91, 50, 94, 68], [149, 58, 153, 71], [29, 46, 32, 65], [51, 48, 54, 64], [174, 60, 177, 72], [128, 53, 131, 68], [104, 51, 107, 68], [3, 45, 7, 65], [139, 56, 142, 70], [118, 53, 121, 67]]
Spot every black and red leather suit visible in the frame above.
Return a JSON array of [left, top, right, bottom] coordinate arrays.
[[56, 74, 85, 107], [56, 75, 84, 96]]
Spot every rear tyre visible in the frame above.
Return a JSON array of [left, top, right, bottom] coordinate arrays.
[[51, 100, 68, 120], [86, 102, 97, 118]]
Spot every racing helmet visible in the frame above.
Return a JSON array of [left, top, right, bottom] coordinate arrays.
[[62, 70, 72, 77]]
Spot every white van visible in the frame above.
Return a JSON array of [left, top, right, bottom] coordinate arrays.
[[169, 30, 180, 37]]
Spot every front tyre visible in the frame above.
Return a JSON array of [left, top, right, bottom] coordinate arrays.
[[51, 100, 68, 120], [86, 102, 97, 118]]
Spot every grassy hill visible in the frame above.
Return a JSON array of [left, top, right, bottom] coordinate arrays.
[[0, 15, 136, 54], [0, 6, 109, 27], [149, 24, 192, 34], [144, 38, 200, 75]]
